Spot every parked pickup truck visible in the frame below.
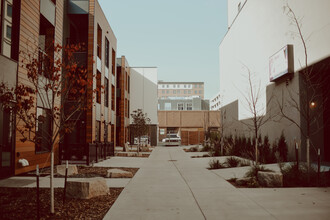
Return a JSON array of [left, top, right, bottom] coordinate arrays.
[[162, 134, 181, 146]]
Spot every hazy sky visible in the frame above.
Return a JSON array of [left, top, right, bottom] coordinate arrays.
[[99, 0, 228, 99]]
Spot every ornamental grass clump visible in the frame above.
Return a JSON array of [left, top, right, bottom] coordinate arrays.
[[208, 159, 225, 170]]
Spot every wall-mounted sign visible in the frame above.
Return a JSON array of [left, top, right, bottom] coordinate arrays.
[[269, 45, 294, 82]]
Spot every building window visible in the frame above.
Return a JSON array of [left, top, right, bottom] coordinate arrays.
[[160, 129, 165, 135], [104, 77, 109, 107], [199, 84, 202, 88], [112, 49, 116, 76], [184, 90, 186, 94], [96, 71, 101, 104], [166, 90, 169, 94], [6, 25, 11, 39], [188, 90, 191, 94], [128, 75, 130, 93], [177, 85, 180, 88], [36, 107, 51, 152], [7, 3, 12, 17], [178, 103, 184, 110], [165, 103, 171, 110], [166, 85, 169, 88], [186, 103, 192, 110], [162, 90, 165, 94], [199, 90, 202, 94], [194, 84, 197, 88], [177, 90, 180, 94], [105, 37, 109, 68], [184, 85, 186, 88], [173, 85, 176, 88], [173, 90, 176, 94], [162, 85, 165, 88], [97, 24, 102, 59], [95, 120, 101, 142], [104, 124, 108, 142], [194, 91, 197, 94], [111, 85, 115, 110]]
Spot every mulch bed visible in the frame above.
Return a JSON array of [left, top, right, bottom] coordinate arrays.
[[115, 152, 150, 158], [22, 166, 139, 178], [0, 187, 123, 219]]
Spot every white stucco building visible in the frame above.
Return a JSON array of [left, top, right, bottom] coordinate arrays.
[[219, 0, 330, 161], [130, 67, 158, 145]]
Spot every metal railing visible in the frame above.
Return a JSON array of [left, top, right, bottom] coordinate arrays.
[[60, 141, 114, 165]]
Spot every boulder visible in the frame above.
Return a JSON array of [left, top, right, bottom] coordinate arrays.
[[258, 171, 283, 187], [66, 177, 109, 199], [56, 165, 78, 176], [106, 168, 133, 178]]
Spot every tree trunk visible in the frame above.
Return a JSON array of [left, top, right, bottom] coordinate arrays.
[[50, 150, 54, 214], [306, 137, 310, 183], [255, 138, 258, 165]]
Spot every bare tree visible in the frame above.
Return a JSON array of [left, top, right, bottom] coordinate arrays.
[[276, 4, 330, 175], [240, 68, 273, 164], [130, 109, 151, 154]]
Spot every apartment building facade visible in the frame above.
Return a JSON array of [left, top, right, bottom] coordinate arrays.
[[0, 0, 64, 177], [158, 97, 209, 111], [219, 0, 330, 161], [61, 0, 117, 157], [210, 92, 221, 110], [116, 56, 130, 147], [0, 0, 120, 178], [158, 81, 204, 99]]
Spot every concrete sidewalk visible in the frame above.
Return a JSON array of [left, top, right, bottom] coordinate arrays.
[[104, 146, 330, 220]]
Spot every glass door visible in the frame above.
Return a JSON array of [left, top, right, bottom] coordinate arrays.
[[0, 107, 15, 178]]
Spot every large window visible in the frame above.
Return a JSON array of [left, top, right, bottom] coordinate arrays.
[[95, 120, 101, 142], [36, 107, 51, 152], [112, 49, 116, 76], [105, 37, 109, 68], [186, 103, 192, 110], [165, 103, 171, 110], [104, 77, 109, 107], [177, 103, 184, 110], [96, 71, 101, 104], [97, 24, 102, 59], [111, 85, 115, 110]]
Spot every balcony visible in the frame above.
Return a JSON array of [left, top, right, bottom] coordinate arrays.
[[40, 0, 55, 26], [0, 54, 17, 87], [68, 0, 89, 14]]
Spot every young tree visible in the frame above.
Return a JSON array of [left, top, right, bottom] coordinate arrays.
[[0, 43, 92, 214], [130, 109, 151, 154], [277, 4, 330, 177], [240, 68, 273, 164]]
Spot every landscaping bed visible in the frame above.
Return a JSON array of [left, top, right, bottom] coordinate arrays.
[[115, 152, 150, 158], [0, 187, 123, 219], [22, 166, 139, 178]]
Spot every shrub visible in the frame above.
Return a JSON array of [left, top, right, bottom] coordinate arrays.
[[280, 163, 330, 187], [245, 164, 273, 181], [201, 144, 211, 152], [208, 159, 225, 169], [189, 146, 199, 152], [277, 132, 288, 162], [259, 135, 277, 164], [225, 156, 240, 167]]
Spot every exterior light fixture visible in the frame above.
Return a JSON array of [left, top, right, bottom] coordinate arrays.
[[310, 101, 316, 108]]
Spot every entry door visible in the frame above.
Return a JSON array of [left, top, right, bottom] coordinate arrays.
[[0, 108, 15, 178]]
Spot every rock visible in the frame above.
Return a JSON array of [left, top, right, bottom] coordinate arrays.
[[66, 177, 109, 199], [106, 168, 133, 178], [56, 165, 78, 176], [236, 177, 251, 186], [258, 171, 283, 187]]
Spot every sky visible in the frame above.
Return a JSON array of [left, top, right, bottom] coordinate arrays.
[[99, 0, 228, 99]]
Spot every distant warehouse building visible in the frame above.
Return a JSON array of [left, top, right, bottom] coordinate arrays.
[[219, 0, 330, 162], [158, 97, 209, 111]]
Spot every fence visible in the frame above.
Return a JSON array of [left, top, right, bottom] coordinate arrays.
[[60, 142, 114, 165]]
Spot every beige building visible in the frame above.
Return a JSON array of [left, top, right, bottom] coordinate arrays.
[[158, 111, 220, 145], [158, 81, 204, 99]]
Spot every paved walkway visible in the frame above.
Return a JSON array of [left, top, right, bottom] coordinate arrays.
[[104, 147, 330, 220]]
